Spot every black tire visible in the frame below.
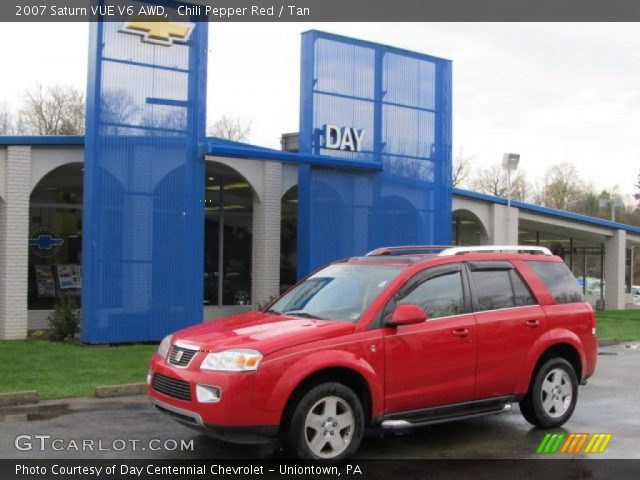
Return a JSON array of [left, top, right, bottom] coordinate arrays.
[[281, 382, 364, 461], [520, 357, 578, 428]]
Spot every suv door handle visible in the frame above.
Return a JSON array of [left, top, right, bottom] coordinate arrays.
[[525, 319, 540, 328], [452, 328, 469, 338]]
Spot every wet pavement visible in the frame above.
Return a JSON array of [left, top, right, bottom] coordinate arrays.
[[1, 343, 638, 459]]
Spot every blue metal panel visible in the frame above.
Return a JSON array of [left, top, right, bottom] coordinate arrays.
[[205, 143, 383, 171], [298, 31, 453, 277], [81, 1, 207, 343]]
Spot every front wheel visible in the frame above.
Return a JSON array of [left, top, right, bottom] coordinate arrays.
[[282, 382, 364, 460], [520, 357, 578, 428]]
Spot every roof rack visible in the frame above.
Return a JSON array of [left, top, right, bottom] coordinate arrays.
[[365, 245, 452, 256], [438, 245, 552, 256], [365, 245, 553, 257]]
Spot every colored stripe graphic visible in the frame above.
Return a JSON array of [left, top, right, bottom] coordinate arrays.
[[541, 433, 613, 454], [585, 433, 613, 453], [560, 433, 588, 453], [537, 433, 565, 453]]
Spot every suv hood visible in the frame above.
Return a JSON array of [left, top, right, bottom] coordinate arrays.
[[171, 311, 355, 355]]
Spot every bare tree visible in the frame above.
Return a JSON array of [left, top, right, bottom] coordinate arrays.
[[510, 172, 530, 202], [0, 101, 14, 135], [452, 147, 475, 187], [472, 164, 508, 197], [471, 163, 529, 201], [541, 162, 584, 210], [18, 83, 85, 135], [207, 115, 251, 141]]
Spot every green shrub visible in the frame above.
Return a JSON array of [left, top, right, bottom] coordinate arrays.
[[48, 298, 80, 341]]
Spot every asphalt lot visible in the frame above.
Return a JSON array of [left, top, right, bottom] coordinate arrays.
[[1, 343, 638, 460]]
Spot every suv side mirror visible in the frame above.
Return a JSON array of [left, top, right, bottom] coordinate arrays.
[[387, 304, 427, 327]]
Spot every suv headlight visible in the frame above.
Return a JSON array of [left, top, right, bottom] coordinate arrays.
[[200, 349, 263, 372], [157, 334, 172, 360]]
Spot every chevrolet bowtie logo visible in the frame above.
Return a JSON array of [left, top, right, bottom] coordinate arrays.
[[120, 20, 194, 46]]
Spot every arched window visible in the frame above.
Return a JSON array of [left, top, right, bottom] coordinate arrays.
[[28, 163, 83, 310], [204, 161, 254, 306], [452, 209, 488, 246]]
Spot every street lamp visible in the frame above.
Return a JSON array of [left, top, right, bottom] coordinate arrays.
[[599, 198, 624, 223], [502, 153, 520, 209], [502, 153, 520, 245]]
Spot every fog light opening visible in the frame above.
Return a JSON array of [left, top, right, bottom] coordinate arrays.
[[196, 384, 221, 403]]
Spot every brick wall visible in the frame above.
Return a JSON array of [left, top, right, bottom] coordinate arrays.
[[251, 160, 282, 306], [487, 203, 519, 245], [604, 229, 626, 310], [0, 146, 31, 339]]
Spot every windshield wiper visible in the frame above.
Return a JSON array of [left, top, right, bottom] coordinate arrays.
[[263, 309, 282, 315], [283, 310, 326, 320]]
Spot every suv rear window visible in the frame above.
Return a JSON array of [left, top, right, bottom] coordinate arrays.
[[526, 261, 584, 304]]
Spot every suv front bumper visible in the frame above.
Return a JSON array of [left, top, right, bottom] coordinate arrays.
[[148, 354, 279, 444]]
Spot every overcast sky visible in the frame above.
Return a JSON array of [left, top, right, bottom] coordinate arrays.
[[1, 22, 639, 197]]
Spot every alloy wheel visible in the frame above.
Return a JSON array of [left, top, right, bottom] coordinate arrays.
[[541, 367, 573, 418], [304, 395, 354, 458]]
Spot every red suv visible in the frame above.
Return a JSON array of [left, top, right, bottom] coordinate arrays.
[[148, 245, 597, 460]]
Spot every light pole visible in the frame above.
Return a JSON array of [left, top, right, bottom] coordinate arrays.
[[599, 198, 624, 223], [502, 153, 520, 243]]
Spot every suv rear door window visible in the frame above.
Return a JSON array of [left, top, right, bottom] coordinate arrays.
[[526, 261, 584, 304], [510, 270, 536, 306], [471, 270, 515, 311]]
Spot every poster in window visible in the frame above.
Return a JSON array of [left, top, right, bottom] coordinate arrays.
[[34, 265, 56, 297], [56, 264, 82, 291]]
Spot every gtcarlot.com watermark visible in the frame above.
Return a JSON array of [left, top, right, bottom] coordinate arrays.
[[14, 434, 194, 452]]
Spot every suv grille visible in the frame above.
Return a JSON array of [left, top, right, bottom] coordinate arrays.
[[152, 373, 191, 401], [168, 344, 198, 367]]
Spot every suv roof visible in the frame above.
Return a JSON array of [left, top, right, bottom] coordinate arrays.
[[345, 245, 559, 268]]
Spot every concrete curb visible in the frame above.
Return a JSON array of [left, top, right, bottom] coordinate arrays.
[[0, 390, 39, 407], [598, 338, 620, 347], [94, 383, 147, 398]]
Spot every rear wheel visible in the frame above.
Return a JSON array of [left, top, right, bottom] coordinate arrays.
[[282, 382, 364, 460], [520, 357, 578, 428]]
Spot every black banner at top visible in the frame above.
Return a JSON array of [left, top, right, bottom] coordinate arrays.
[[3, 0, 640, 22]]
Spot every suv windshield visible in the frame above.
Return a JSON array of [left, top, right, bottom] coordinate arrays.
[[267, 263, 404, 322]]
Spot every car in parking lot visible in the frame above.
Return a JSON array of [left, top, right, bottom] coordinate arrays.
[[148, 245, 597, 460], [632, 285, 640, 305]]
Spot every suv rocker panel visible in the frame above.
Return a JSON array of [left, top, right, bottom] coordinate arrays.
[[379, 395, 523, 429]]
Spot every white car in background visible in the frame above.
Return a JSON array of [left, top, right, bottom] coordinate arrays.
[[632, 286, 640, 305]]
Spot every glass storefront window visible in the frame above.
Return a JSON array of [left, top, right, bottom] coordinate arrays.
[[281, 186, 297, 293], [28, 164, 84, 310], [452, 210, 486, 245], [203, 162, 253, 306]]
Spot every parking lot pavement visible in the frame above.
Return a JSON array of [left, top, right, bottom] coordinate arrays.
[[1, 343, 638, 460]]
